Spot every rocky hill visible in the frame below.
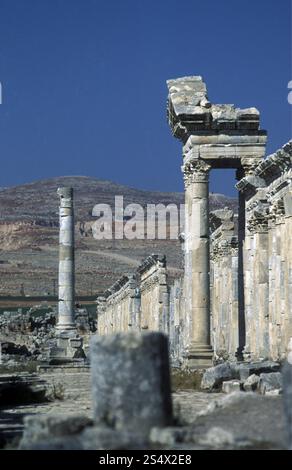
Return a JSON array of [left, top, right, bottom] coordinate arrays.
[[0, 176, 237, 296]]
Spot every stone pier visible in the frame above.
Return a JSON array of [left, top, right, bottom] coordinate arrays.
[[56, 187, 76, 332]]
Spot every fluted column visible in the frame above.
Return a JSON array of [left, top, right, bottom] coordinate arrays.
[[183, 158, 213, 366], [56, 187, 76, 331]]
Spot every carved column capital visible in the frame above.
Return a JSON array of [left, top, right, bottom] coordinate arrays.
[[182, 159, 211, 186], [57, 187, 74, 208], [240, 157, 262, 176], [246, 200, 270, 233], [247, 215, 269, 234], [211, 237, 238, 261], [268, 199, 285, 225]]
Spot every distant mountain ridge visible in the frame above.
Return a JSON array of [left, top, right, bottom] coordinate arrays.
[[0, 176, 238, 296], [0, 175, 237, 223]]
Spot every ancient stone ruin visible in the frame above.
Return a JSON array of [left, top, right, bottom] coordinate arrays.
[[96, 76, 292, 367], [1, 75, 292, 451]]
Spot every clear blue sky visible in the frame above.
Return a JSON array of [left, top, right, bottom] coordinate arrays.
[[0, 0, 291, 196]]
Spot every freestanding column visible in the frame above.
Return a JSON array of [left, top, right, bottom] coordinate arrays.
[[56, 187, 76, 331], [183, 158, 213, 366]]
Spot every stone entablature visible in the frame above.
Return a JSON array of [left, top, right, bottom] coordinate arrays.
[[237, 142, 292, 236], [137, 254, 167, 290], [96, 255, 170, 338], [167, 76, 261, 140], [236, 141, 292, 193], [96, 275, 140, 336], [104, 275, 138, 305]]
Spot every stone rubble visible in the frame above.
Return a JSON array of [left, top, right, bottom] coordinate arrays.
[[243, 374, 260, 392], [259, 372, 283, 395], [200, 360, 284, 393], [235, 361, 281, 382], [0, 306, 95, 367], [200, 363, 233, 391], [19, 414, 92, 449]]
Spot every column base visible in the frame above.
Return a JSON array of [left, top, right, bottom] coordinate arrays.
[[184, 343, 213, 368], [48, 330, 86, 362]]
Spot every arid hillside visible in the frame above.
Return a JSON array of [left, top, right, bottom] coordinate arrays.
[[0, 176, 237, 296]]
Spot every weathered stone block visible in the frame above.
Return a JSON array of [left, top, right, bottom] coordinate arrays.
[[237, 361, 280, 382], [222, 380, 240, 394], [19, 425, 146, 450], [201, 363, 233, 391], [243, 373, 260, 392], [19, 414, 92, 449], [259, 372, 283, 395], [149, 427, 188, 446], [90, 332, 173, 435]]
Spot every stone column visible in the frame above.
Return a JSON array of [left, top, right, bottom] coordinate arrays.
[[236, 161, 263, 360], [237, 174, 246, 360], [56, 187, 76, 331], [245, 198, 270, 360], [182, 171, 193, 353], [183, 158, 213, 366]]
